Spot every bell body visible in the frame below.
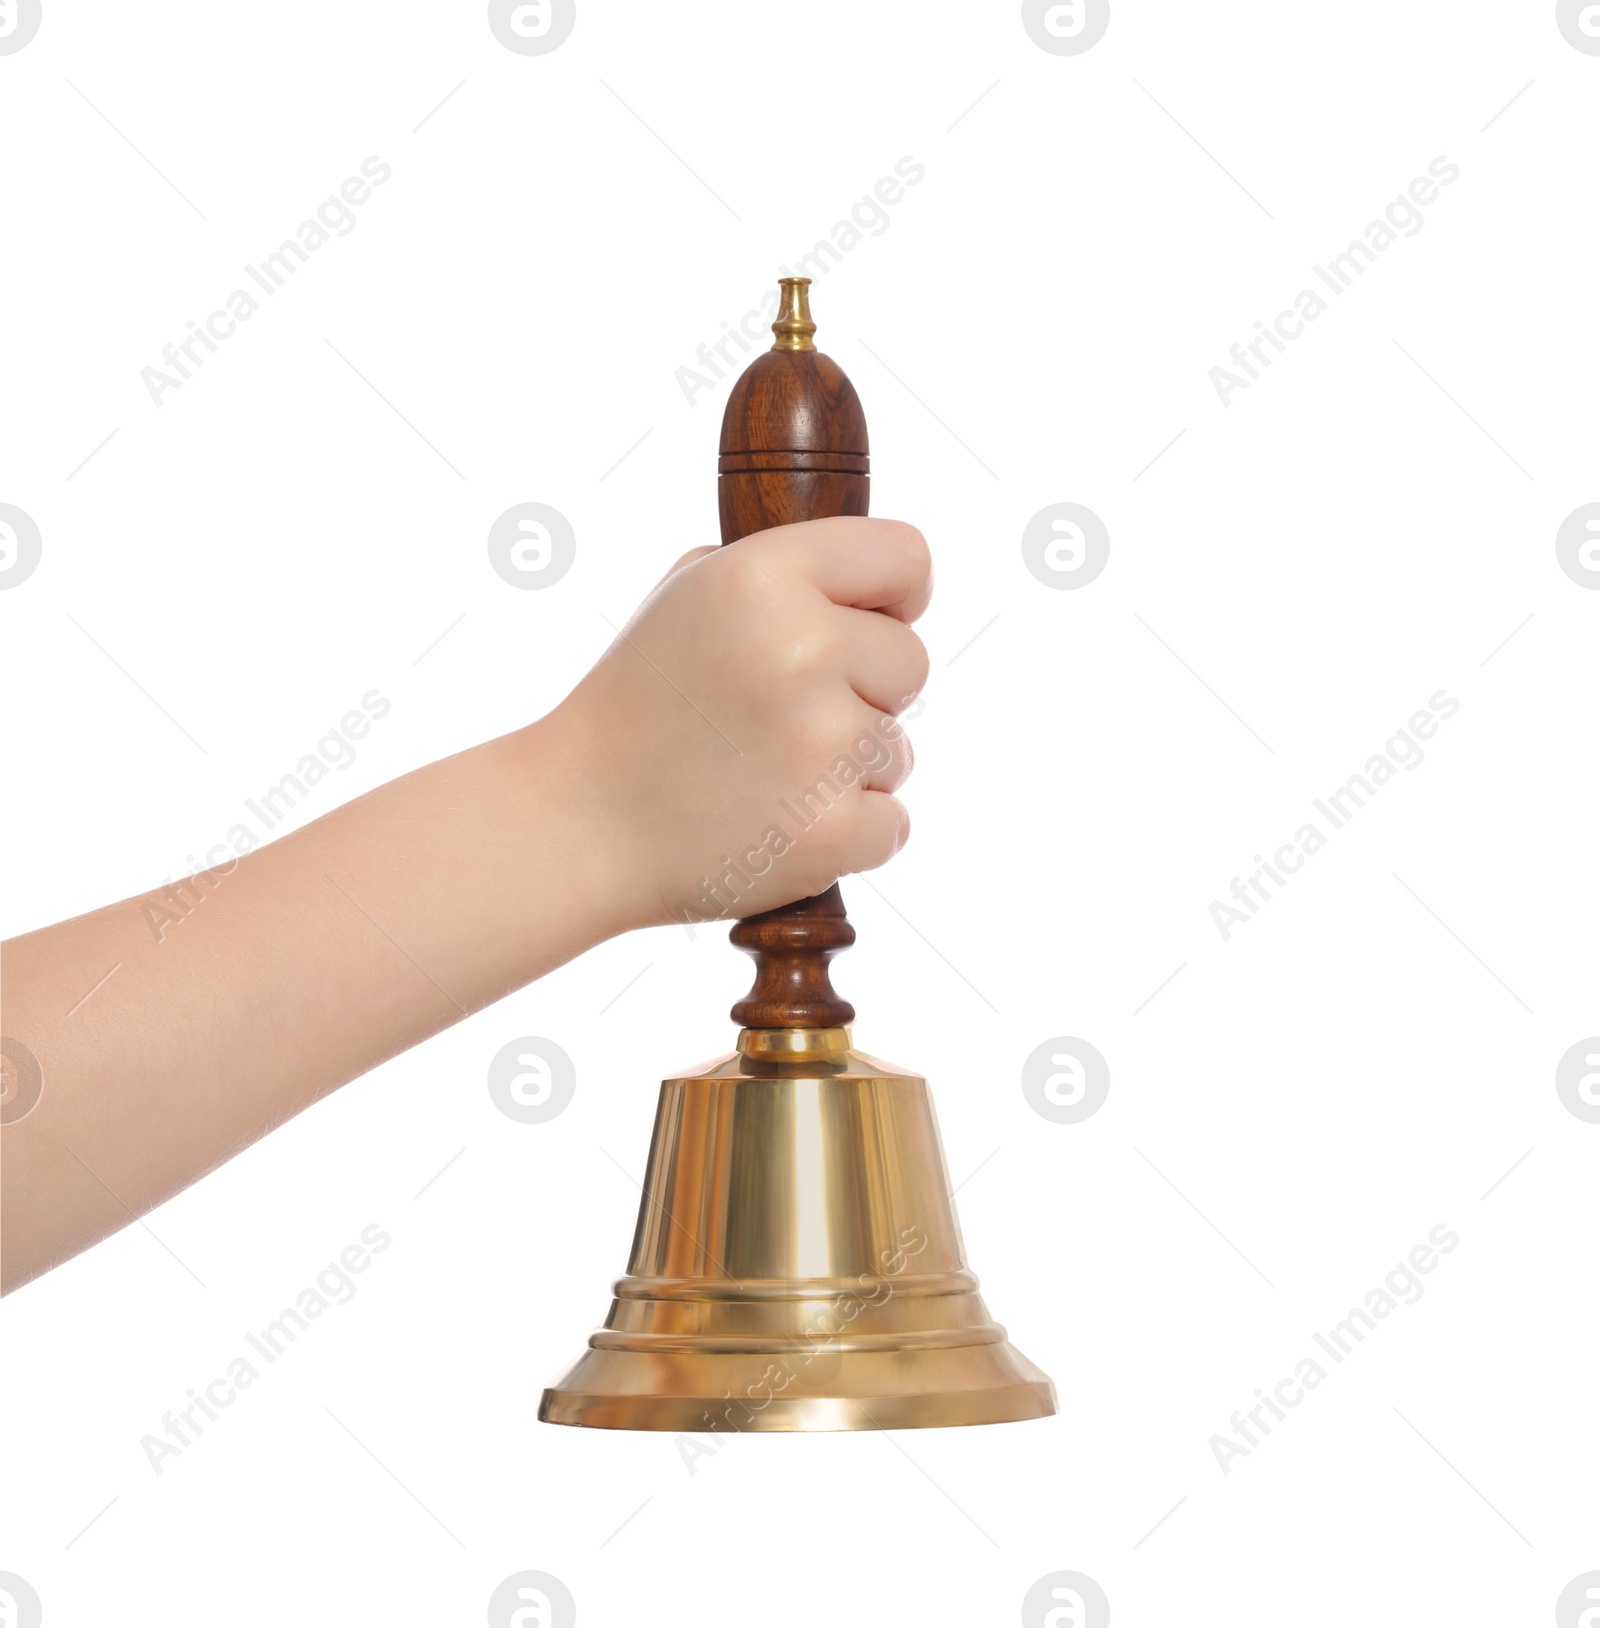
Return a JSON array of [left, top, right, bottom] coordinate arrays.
[[537, 1040, 1057, 1430]]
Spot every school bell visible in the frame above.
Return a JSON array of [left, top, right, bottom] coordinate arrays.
[[539, 281, 1056, 1431]]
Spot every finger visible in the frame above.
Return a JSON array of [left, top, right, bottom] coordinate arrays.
[[833, 790, 911, 876], [834, 698, 912, 795], [756, 517, 933, 623], [841, 608, 929, 716], [857, 718, 912, 795]]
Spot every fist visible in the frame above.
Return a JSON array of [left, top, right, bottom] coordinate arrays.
[[558, 517, 931, 930]]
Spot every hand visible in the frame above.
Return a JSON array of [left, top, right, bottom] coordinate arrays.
[[0, 515, 930, 1289], [553, 516, 932, 929]]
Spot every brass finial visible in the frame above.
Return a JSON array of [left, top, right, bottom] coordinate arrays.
[[771, 277, 817, 352]]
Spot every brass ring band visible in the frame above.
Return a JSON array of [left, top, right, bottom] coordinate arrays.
[[589, 1323, 1008, 1356], [736, 1026, 851, 1063], [612, 1268, 979, 1302]]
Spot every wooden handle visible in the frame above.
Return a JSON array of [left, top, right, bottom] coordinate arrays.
[[718, 279, 867, 1031], [728, 884, 856, 1029]]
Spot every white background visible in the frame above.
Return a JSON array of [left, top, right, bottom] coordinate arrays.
[[3, 2, 1598, 1624]]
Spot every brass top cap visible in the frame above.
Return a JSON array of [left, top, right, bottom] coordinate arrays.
[[772, 278, 817, 352]]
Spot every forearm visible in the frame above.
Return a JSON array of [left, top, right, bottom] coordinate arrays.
[[1, 712, 617, 1292], [2, 518, 930, 1295]]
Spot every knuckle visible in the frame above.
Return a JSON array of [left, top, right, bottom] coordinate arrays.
[[877, 622, 928, 709], [768, 620, 842, 688], [892, 801, 911, 856], [720, 545, 775, 602], [883, 519, 931, 577], [902, 627, 931, 697], [858, 798, 910, 870]]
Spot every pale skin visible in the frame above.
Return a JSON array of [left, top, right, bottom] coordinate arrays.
[[1, 517, 932, 1294]]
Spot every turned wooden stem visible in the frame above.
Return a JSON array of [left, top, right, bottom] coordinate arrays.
[[729, 885, 855, 1029], [719, 278, 867, 1031]]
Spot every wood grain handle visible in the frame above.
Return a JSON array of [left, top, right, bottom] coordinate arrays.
[[718, 280, 867, 1031]]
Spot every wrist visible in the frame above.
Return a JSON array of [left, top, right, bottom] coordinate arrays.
[[504, 705, 646, 949]]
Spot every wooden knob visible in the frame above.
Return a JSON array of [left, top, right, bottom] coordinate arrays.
[[729, 884, 855, 1029], [719, 279, 867, 1031]]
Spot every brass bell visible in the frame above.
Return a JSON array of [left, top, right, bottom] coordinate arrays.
[[539, 281, 1056, 1431]]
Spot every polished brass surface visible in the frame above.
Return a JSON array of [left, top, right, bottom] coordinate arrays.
[[770, 276, 817, 352], [539, 1043, 1057, 1431], [736, 1026, 851, 1063]]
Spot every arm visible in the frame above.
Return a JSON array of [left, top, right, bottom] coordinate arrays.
[[1, 517, 931, 1292]]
